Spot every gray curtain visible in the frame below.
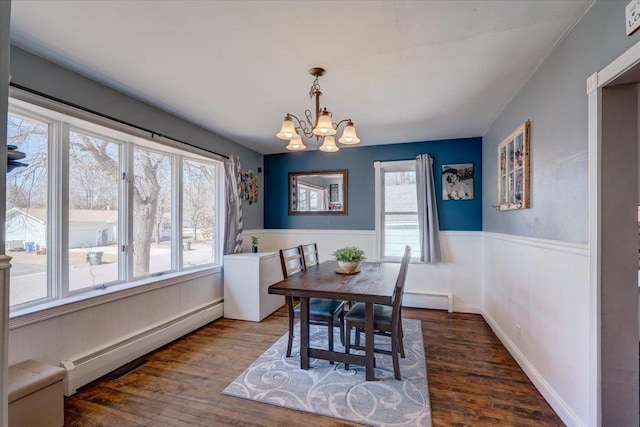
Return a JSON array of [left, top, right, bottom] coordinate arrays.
[[416, 154, 441, 263], [224, 155, 243, 254]]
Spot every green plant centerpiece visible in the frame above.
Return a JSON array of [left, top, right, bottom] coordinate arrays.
[[332, 246, 366, 273], [251, 236, 259, 253]]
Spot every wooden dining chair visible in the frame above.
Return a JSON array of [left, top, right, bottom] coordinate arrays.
[[299, 242, 319, 269], [344, 245, 411, 380], [279, 246, 346, 360]]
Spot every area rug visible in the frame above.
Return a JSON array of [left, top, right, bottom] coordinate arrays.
[[222, 319, 431, 426]]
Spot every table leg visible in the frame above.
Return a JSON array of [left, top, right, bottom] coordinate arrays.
[[365, 301, 375, 381], [300, 297, 309, 370]]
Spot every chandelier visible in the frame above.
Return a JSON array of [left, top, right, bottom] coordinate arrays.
[[276, 67, 360, 152]]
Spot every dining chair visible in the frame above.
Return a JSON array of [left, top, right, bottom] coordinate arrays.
[[344, 245, 411, 380], [300, 242, 349, 339], [279, 246, 346, 359], [299, 242, 319, 269]]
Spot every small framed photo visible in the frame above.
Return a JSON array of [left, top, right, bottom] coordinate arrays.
[[442, 163, 474, 200]]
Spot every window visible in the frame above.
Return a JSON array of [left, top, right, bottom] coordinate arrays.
[[133, 148, 173, 277], [68, 130, 120, 292], [182, 159, 217, 268], [297, 182, 324, 211], [375, 160, 421, 260], [6, 112, 50, 305], [6, 94, 224, 310]]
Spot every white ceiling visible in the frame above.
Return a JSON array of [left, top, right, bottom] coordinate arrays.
[[9, 0, 592, 155]]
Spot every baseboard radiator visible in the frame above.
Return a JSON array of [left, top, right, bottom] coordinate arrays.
[[60, 301, 223, 396], [403, 291, 454, 313]]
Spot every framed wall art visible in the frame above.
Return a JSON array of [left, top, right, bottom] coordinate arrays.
[[496, 121, 530, 211], [442, 163, 474, 200]]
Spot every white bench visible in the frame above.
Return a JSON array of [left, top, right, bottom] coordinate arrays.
[[8, 360, 65, 427]]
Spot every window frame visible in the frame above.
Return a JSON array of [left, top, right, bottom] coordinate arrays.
[[297, 181, 324, 211], [374, 160, 420, 262], [7, 88, 225, 313]]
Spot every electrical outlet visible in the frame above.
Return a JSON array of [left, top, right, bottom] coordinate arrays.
[[516, 324, 522, 340]]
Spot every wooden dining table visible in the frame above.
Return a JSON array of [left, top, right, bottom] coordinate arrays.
[[268, 260, 400, 381]]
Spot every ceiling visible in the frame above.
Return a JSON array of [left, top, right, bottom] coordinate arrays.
[[9, 1, 593, 155]]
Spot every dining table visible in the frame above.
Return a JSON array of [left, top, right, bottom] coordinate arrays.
[[268, 260, 400, 381]]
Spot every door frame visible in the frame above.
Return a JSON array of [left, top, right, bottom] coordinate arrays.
[[587, 39, 640, 426]]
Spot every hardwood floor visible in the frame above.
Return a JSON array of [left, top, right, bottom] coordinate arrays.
[[63, 307, 564, 426]]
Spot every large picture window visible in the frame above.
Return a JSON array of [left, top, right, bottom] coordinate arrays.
[[6, 95, 224, 310]]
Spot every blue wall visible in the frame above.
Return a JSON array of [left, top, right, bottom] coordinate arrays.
[[264, 137, 482, 230]]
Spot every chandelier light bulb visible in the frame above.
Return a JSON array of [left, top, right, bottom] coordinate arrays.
[[277, 116, 296, 140], [313, 110, 337, 136], [286, 134, 306, 151], [319, 135, 339, 152], [338, 121, 360, 145]]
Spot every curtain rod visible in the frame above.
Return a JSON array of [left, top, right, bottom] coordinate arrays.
[[9, 82, 229, 160]]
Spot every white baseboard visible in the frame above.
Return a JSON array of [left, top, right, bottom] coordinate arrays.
[[452, 303, 482, 314], [61, 301, 223, 396], [482, 309, 584, 427]]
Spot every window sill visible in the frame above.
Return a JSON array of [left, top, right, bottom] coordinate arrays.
[[9, 265, 221, 329]]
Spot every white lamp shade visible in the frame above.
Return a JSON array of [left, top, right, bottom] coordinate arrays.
[[285, 134, 306, 151], [277, 116, 296, 140], [319, 135, 339, 152], [312, 111, 337, 136], [338, 122, 360, 145]]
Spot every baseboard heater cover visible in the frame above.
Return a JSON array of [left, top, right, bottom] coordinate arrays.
[[403, 291, 453, 313], [61, 301, 223, 396]]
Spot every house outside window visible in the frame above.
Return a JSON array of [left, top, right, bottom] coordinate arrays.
[[6, 94, 224, 310]]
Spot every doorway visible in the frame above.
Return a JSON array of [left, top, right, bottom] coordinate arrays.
[[588, 50, 640, 425]]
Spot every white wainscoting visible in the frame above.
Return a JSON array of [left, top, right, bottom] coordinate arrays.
[[8, 270, 223, 395], [4, 227, 593, 426], [483, 232, 589, 427], [245, 229, 483, 314]]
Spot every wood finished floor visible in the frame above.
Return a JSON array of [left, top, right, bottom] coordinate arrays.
[[63, 307, 564, 426]]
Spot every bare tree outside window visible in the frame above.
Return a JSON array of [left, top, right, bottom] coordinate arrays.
[[133, 148, 172, 276], [182, 159, 216, 267], [68, 131, 120, 291], [5, 114, 49, 306]]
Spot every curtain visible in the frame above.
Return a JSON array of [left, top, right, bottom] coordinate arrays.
[[323, 187, 329, 211], [416, 154, 441, 263], [224, 155, 243, 254]]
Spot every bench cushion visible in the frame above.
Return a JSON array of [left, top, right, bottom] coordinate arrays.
[[294, 298, 345, 317], [344, 302, 393, 327], [8, 360, 65, 403]]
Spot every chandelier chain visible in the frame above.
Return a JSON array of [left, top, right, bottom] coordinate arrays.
[[308, 75, 321, 99]]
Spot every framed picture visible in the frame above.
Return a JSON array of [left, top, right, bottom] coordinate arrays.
[[442, 163, 474, 200], [329, 183, 339, 202], [496, 121, 530, 211]]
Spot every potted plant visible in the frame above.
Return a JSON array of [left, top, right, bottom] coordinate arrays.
[[332, 246, 366, 273], [251, 236, 259, 253]]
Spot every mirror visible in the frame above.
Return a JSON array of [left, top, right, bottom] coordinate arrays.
[[289, 169, 348, 215]]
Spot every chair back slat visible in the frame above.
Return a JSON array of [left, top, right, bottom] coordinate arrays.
[[299, 242, 319, 269], [279, 246, 304, 278]]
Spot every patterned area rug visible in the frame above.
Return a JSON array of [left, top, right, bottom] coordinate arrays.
[[223, 319, 431, 426]]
